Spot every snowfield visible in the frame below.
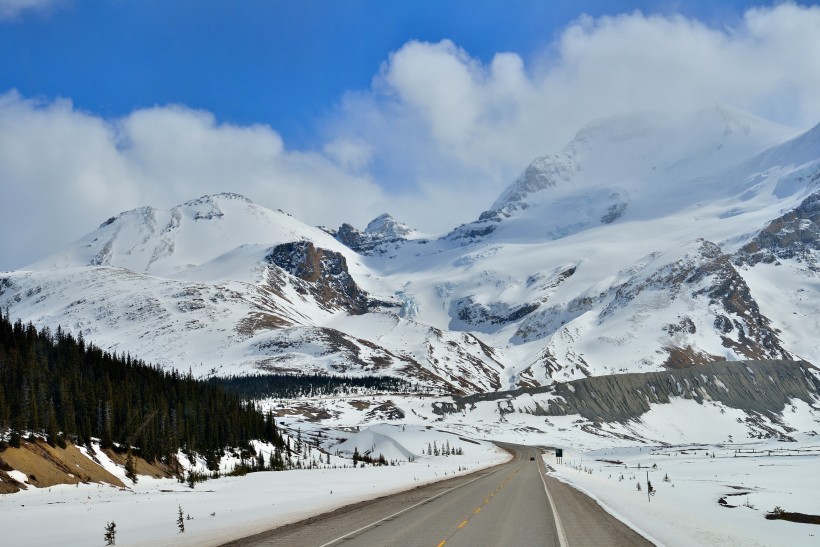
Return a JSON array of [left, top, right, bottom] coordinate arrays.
[[549, 436, 820, 547]]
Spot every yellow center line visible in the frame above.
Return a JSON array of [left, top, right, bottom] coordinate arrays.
[[436, 465, 526, 546]]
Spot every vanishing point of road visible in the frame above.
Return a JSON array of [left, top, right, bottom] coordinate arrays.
[[221, 443, 654, 547]]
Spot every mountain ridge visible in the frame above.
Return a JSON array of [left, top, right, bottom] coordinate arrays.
[[3, 106, 819, 393]]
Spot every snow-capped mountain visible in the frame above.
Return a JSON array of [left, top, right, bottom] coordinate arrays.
[[326, 213, 425, 255], [2, 106, 819, 393]]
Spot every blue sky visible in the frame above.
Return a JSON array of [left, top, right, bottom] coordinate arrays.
[[2, 1, 820, 269], [2, 0, 775, 148]]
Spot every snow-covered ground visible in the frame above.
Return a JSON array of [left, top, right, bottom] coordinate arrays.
[[549, 436, 820, 547], [0, 425, 508, 547], [2, 388, 820, 546]]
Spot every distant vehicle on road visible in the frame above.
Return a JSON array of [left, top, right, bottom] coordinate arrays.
[[529, 456, 535, 461]]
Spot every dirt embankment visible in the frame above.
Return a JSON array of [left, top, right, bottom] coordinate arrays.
[[0, 438, 175, 494]]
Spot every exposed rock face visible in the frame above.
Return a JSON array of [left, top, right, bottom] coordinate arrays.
[[444, 217, 500, 243], [601, 239, 791, 365], [735, 189, 820, 270], [452, 297, 540, 329], [686, 242, 790, 362], [434, 360, 820, 424], [600, 200, 627, 224], [266, 241, 368, 314], [333, 223, 369, 252]]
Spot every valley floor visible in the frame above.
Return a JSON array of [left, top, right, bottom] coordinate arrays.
[[1, 420, 819, 546]]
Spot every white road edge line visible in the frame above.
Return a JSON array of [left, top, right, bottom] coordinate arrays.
[[538, 455, 569, 547], [319, 465, 507, 547]]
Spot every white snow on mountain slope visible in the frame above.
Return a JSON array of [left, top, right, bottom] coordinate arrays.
[[0, 265, 336, 375], [452, 106, 798, 246], [350, 107, 817, 383], [738, 262, 820, 363], [323, 312, 506, 392], [25, 192, 371, 285], [2, 106, 819, 391]]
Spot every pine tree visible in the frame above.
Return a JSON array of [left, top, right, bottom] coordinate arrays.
[[177, 505, 185, 533], [124, 448, 138, 484], [28, 385, 39, 437], [104, 521, 116, 545]]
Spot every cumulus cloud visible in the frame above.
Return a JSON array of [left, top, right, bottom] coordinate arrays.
[[0, 0, 58, 19], [0, 92, 387, 269], [323, 137, 374, 173]]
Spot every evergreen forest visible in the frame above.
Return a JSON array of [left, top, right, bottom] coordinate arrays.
[[214, 373, 418, 400], [0, 311, 284, 468]]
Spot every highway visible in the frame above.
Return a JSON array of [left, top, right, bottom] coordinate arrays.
[[222, 444, 653, 547]]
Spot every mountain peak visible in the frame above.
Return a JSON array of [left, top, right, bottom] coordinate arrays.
[[365, 213, 416, 239], [182, 193, 254, 208], [332, 214, 421, 255], [492, 106, 798, 215], [453, 106, 802, 246], [489, 152, 580, 212], [25, 193, 350, 278]]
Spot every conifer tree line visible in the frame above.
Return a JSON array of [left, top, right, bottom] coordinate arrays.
[[213, 372, 419, 400], [0, 311, 284, 468]]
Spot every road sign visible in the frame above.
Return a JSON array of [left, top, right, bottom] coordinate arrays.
[[556, 448, 563, 458]]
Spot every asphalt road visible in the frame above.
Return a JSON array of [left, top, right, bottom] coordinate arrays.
[[222, 444, 653, 547]]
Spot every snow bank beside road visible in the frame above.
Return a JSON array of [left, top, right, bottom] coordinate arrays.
[[547, 436, 820, 547]]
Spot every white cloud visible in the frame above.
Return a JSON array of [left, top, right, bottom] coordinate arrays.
[[0, 0, 58, 19], [323, 137, 374, 172]]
